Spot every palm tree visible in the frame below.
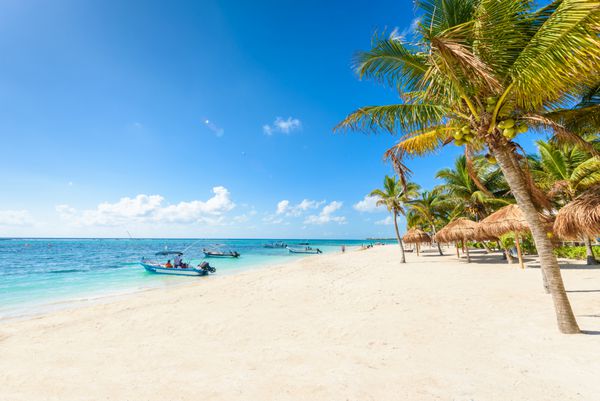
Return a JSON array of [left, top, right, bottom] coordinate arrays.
[[435, 155, 510, 220], [532, 140, 600, 264], [407, 189, 448, 255], [370, 176, 419, 263], [337, 0, 600, 333]]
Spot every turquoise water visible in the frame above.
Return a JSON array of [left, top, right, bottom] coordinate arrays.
[[0, 238, 388, 319]]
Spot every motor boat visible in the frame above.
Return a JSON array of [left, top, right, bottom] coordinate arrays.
[[140, 251, 216, 276], [202, 248, 241, 258], [287, 246, 322, 254]]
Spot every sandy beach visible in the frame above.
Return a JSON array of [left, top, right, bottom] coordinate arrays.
[[1, 245, 599, 401]]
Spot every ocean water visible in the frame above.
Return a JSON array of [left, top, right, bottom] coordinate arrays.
[[0, 238, 389, 319]]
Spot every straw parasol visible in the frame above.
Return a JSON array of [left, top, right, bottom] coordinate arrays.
[[476, 204, 531, 268], [554, 186, 600, 240], [434, 218, 478, 263], [402, 228, 431, 256]]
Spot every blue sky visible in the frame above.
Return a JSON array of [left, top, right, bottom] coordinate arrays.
[[0, 0, 537, 238]]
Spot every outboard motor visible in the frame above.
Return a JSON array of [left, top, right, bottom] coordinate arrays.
[[317, 248, 322, 254], [199, 261, 216, 273]]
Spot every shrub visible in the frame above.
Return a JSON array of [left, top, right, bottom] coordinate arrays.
[[499, 233, 537, 255], [554, 246, 600, 260]]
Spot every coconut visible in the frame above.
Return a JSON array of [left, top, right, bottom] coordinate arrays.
[[516, 123, 528, 133], [503, 119, 515, 129], [486, 96, 497, 105], [503, 127, 515, 138], [461, 126, 470, 134]]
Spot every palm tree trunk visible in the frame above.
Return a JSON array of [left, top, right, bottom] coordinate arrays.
[[491, 144, 579, 334], [584, 236, 597, 265], [393, 213, 406, 263], [431, 224, 444, 255]]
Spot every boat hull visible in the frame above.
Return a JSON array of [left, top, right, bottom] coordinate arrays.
[[287, 247, 322, 254], [203, 252, 240, 258], [141, 263, 208, 276]]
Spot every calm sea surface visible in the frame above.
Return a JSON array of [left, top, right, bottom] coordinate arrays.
[[0, 238, 390, 319]]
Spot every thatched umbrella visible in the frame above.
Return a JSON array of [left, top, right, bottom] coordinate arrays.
[[554, 187, 600, 265], [554, 187, 600, 239], [476, 204, 530, 268], [402, 228, 431, 256], [434, 218, 478, 263]]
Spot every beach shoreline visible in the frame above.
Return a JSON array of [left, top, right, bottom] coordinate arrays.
[[1, 245, 599, 400]]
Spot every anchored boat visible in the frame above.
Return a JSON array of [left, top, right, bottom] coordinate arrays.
[[263, 241, 287, 248], [202, 248, 241, 258], [287, 246, 322, 254], [140, 251, 216, 276]]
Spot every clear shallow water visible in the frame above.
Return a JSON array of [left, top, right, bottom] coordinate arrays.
[[0, 238, 389, 319]]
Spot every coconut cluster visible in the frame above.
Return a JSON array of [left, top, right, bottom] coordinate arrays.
[[497, 118, 527, 139], [485, 96, 528, 139], [453, 124, 477, 146]]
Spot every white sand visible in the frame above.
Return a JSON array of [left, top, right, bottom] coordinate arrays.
[[1, 246, 599, 401]]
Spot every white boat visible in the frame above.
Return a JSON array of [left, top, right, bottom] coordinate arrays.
[[140, 251, 216, 276], [203, 248, 240, 258], [287, 246, 322, 254], [263, 241, 287, 248]]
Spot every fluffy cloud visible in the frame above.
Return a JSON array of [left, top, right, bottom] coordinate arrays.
[[57, 187, 235, 226], [353, 195, 384, 213], [375, 216, 393, 225], [304, 201, 346, 225], [275, 199, 323, 216], [263, 117, 301, 135], [0, 210, 34, 226]]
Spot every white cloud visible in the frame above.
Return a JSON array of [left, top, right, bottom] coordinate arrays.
[[390, 18, 420, 41], [203, 119, 224, 137], [375, 216, 394, 226], [276, 200, 290, 215], [57, 186, 235, 226], [353, 195, 384, 213], [275, 199, 323, 216], [0, 210, 34, 226], [263, 117, 301, 135], [304, 201, 346, 225]]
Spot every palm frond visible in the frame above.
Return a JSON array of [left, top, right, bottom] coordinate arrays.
[[334, 103, 449, 134], [510, 0, 600, 108], [355, 36, 428, 92], [572, 157, 600, 190]]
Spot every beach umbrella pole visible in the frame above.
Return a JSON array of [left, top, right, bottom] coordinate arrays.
[[465, 242, 471, 263], [455, 242, 460, 259], [515, 232, 524, 269]]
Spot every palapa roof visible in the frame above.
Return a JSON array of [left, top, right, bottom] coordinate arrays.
[[434, 218, 478, 243], [402, 228, 431, 244], [475, 204, 530, 238], [554, 186, 600, 240]]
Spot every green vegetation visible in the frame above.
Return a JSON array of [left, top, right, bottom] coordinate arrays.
[[554, 246, 600, 261], [339, 0, 600, 333]]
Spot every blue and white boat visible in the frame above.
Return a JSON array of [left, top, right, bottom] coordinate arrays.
[[287, 246, 322, 254], [140, 251, 216, 276]]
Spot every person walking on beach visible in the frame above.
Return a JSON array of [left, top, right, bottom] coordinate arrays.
[[341, 245, 345, 253]]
